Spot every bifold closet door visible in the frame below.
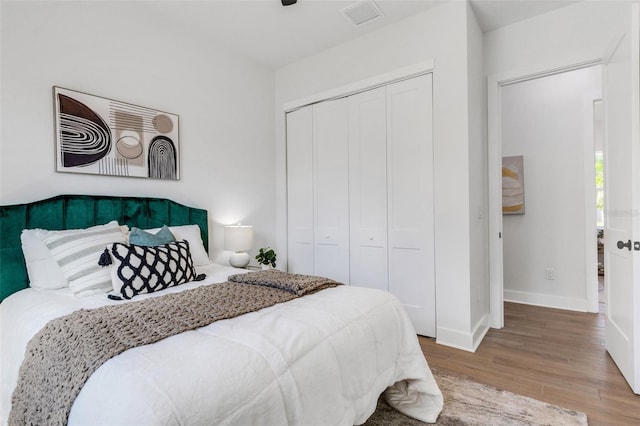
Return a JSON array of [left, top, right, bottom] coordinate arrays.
[[286, 106, 314, 275], [313, 98, 350, 283], [387, 74, 435, 337], [348, 87, 388, 291]]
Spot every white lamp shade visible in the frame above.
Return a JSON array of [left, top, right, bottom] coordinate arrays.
[[224, 225, 254, 252]]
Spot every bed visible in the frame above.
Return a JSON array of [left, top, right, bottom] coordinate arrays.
[[0, 195, 443, 425]]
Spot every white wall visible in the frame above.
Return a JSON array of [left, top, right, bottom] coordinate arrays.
[[0, 1, 276, 265], [501, 66, 601, 310], [466, 2, 489, 340], [484, 0, 633, 313], [275, 1, 490, 351], [484, 1, 631, 76]]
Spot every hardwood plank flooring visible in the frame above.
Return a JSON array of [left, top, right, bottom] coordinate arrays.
[[419, 302, 640, 425]]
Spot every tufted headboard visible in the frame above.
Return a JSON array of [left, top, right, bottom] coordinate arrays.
[[0, 195, 208, 301]]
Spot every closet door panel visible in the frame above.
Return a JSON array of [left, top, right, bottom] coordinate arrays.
[[387, 74, 435, 336], [286, 106, 314, 275], [313, 99, 350, 283], [348, 87, 388, 291]]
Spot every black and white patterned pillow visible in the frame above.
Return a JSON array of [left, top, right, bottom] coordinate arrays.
[[106, 240, 198, 300]]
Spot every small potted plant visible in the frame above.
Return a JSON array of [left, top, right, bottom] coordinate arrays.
[[255, 247, 277, 270]]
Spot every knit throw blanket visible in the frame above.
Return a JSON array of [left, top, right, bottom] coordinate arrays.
[[9, 272, 341, 426], [228, 269, 341, 296]]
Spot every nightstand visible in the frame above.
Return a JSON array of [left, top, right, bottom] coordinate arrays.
[[245, 265, 262, 271]]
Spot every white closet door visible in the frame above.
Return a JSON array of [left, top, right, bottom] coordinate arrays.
[[313, 98, 350, 283], [387, 74, 435, 336], [286, 106, 314, 275], [348, 87, 388, 291]]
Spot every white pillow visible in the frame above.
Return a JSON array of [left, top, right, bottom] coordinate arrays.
[[21, 224, 129, 290], [21, 229, 69, 289], [146, 224, 210, 266], [41, 221, 128, 296]]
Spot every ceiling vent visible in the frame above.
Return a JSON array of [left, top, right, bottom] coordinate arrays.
[[342, 1, 383, 27]]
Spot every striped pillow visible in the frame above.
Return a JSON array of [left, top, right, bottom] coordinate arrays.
[[43, 221, 127, 296]]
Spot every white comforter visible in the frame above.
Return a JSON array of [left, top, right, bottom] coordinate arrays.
[[1, 263, 442, 425]]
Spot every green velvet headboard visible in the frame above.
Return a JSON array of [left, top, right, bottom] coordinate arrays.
[[0, 195, 208, 302]]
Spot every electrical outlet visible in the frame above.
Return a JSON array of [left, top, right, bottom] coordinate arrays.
[[545, 269, 555, 280]]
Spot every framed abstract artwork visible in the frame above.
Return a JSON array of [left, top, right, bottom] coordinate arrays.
[[53, 87, 180, 180], [502, 155, 525, 215]]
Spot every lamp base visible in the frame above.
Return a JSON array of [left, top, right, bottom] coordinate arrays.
[[229, 251, 250, 268]]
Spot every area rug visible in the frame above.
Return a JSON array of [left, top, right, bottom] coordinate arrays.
[[364, 370, 588, 425]]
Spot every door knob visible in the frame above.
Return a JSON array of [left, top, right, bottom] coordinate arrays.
[[617, 240, 632, 250]]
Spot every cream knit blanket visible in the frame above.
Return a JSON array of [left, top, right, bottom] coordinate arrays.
[[9, 274, 340, 426]]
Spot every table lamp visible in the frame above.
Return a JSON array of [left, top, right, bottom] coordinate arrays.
[[224, 225, 254, 268]]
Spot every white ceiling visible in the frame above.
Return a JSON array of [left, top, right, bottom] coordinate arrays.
[[143, 0, 581, 69]]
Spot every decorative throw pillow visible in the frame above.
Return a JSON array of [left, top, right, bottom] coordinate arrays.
[[129, 225, 175, 246], [107, 240, 198, 300], [21, 229, 69, 289], [144, 224, 210, 266], [42, 221, 128, 296], [21, 223, 130, 290]]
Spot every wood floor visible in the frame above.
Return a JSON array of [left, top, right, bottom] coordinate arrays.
[[419, 301, 640, 425]]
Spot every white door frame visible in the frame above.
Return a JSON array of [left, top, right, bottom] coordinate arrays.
[[488, 58, 602, 328]]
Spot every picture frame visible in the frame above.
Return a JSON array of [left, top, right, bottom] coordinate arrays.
[[53, 87, 180, 180], [502, 155, 525, 215]]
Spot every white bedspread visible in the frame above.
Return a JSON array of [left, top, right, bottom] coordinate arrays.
[[1, 264, 442, 425]]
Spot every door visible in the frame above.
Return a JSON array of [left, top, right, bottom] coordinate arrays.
[[387, 74, 436, 336], [313, 98, 350, 283], [286, 106, 314, 275], [348, 87, 388, 291], [603, 3, 639, 394]]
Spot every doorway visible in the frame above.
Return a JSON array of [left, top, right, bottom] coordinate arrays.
[[488, 5, 639, 391], [489, 65, 603, 327]]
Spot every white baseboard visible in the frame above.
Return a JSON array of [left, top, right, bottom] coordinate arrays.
[[504, 289, 588, 312], [472, 314, 490, 351], [436, 314, 490, 352]]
